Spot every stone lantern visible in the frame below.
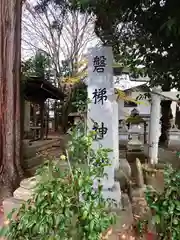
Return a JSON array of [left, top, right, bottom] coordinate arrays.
[[126, 109, 144, 151]]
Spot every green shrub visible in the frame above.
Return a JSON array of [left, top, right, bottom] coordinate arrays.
[[0, 124, 116, 240], [145, 165, 180, 240]]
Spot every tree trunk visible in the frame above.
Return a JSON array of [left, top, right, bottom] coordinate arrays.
[[45, 100, 49, 139], [40, 102, 45, 140], [61, 84, 72, 133], [54, 100, 58, 132], [159, 100, 172, 146], [159, 82, 173, 146], [175, 104, 180, 129], [0, 0, 24, 200], [61, 100, 70, 133]]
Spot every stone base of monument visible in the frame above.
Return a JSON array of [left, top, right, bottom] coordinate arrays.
[[115, 164, 133, 204], [101, 182, 122, 208]]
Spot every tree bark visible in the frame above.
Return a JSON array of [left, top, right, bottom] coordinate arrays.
[[159, 81, 173, 146], [175, 104, 180, 129], [159, 100, 172, 146], [0, 0, 24, 200], [40, 102, 45, 140], [61, 84, 72, 133], [45, 100, 49, 139], [54, 100, 59, 132]]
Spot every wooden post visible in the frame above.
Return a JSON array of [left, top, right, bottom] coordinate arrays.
[[40, 102, 45, 140], [144, 122, 147, 144], [45, 100, 49, 139]]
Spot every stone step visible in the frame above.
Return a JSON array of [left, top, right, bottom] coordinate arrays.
[[23, 155, 44, 169], [23, 138, 63, 170], [23, 138, 61, 159], [24, 166, 38, 177], [25, 161, 68, 177], [36, 139, 61, 152]]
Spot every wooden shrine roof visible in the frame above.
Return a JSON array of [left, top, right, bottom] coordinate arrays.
[[23, 77, 65, 103]]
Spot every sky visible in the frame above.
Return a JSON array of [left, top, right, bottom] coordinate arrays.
[[21, 0, 99, 60]]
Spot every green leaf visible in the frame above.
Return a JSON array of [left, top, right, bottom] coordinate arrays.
[[82, 211, 88, 220], [90, 220, 95, 232], [0, 226, 9, 237], [152, 215, 160, 225], [78, 178, 83, 187], [173, 219, 179, 225]]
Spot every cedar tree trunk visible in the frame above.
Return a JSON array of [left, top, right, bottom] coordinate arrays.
[[0, 0, 24, 200]]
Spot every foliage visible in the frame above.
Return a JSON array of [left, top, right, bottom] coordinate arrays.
[[0, 123, 116, 240], [66, 0, 180, 90], [22, 51, 50, 79], [61, 59, 74, 77], [126, 115, 145, 124], [69, 0, 179, 144], [38, 0, 180, 93], [61, 59, 88, 113], [137, 219, 148, 236], [71, 87, 88, 113], [145, 165, 180, 239], [35, 1, 180, 142], [23, 0, 95, 78]]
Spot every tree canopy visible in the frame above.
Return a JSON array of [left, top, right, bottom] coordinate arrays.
[[36, 0, 180, 88], [23, 0, 95, 79], [22, 51, 50, 79], [70, 0, 180, 89], [32, 0, 180, 143]]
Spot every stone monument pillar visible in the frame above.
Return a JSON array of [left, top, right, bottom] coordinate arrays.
[[87, 46, 121, 206], [148, 88, 161, 164]]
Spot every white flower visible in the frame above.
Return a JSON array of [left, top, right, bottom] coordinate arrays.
[[60, 155, 66, 161]]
